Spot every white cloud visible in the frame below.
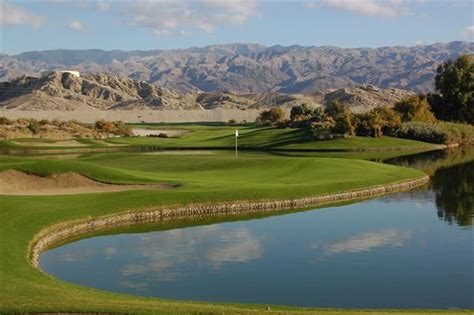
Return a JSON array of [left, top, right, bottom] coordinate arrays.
[[69, 20, 85, 31], [0, 3, 45, 27], [415, 39, 437, 46], [462, 25, 474, 39], [179, 30, 192, 37], [111, 0, 258, 36], [96, 2, 110, 11], [305, 0, 410, 18]]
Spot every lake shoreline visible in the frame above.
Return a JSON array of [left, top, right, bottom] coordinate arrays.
[[31, 174, 429, 268]]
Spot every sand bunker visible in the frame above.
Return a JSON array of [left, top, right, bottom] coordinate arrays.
[[0, 170, 174, 195]]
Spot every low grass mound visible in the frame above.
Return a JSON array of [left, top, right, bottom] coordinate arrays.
[[0, 151, 432, 314]]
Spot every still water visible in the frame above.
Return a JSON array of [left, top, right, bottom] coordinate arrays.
[[40, 149, 474, 309]]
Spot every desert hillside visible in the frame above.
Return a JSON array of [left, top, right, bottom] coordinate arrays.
[[1, 42, 472, 93], [0, 71, 415, 114]]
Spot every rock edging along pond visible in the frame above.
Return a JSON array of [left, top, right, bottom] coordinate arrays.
[[30, 174, 430, 269]]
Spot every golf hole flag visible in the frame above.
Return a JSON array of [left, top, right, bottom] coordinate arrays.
[[235, 129, 239, 158]]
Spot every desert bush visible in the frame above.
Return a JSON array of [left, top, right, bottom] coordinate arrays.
[[326, 101, 356, 136], [27, 121, 42, 134], [0, 117, 11, 125], [394, 121, 474, 144], [228, 119, 237, 125], [94, 119, 132, 136], [276, 119, 291, 129], [158, 133, 168, 138], [257, 108, 286, 125], [394, 96, 436, 123], [356, 107, 401, 137]]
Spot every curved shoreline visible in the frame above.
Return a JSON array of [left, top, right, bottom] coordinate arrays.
[[30, 174, 429, 268]]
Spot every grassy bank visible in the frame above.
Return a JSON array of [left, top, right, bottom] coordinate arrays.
[[0, 124, 442, 152], [0, 151, 450, 314]]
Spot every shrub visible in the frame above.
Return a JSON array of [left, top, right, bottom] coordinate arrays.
[[394, 96, 436, 123], [276, 119, 291, 129], [326, 101, 356, 136], [27, 121, 42, 134], [0, 117, 11, 125], [394, 122, 448, 144], [95, 119, 132, 136], [228, 119, 237, 125], [290, 104, 320, 121], [158, 133, 168, 138], [257, 108, 286, 125], [357, 107, 401, 137]]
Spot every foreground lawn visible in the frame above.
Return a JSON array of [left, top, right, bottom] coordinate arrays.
[[0, 151, 459, 314]]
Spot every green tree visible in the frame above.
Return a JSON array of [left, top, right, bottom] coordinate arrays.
[[326, 101, 355, 135], [257, 107, 286, 125], [433, 55, 473, 123], [394, 96, 436, 123], [362, 107, 401, 137]]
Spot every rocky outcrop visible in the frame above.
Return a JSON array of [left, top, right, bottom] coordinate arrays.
[[1, 42, 472, 93], [0, 72, 410, 112], [30, 175, 429, 267], [323, 84, 414, 113]]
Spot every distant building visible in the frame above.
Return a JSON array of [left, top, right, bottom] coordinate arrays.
[[41, 70, 80, 78]]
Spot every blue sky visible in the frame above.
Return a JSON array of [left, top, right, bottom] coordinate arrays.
[[1, 1, 473, 55]]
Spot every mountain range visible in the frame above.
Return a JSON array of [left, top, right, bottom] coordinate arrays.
[[1, 41, 472, 94], [0, 71, 413, 112]]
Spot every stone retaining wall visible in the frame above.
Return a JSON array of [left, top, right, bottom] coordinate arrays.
[[30, 175, 430, 268]]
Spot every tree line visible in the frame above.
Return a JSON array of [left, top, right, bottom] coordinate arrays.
[[257, 55, 473, 144]]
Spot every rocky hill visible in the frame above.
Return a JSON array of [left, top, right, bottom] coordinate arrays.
[[0, 72, 413, 112], [1, 42, 472, 93], [323, 85, 414, 113]]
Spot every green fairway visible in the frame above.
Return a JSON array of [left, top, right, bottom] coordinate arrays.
[[0, 124, 441, 152], [0, 150, 445, 314], [109, 124, 438, 150]]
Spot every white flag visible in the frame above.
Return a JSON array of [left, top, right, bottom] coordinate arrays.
[[235, 129, 239, 137]]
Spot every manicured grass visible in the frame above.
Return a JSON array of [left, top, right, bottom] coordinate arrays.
[[0, 124, 439, 152], [106, 124, 438, 150], [0, 150, 446, 314]]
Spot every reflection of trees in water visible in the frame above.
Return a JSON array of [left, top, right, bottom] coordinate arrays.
[[432, 161, 473, 226], [386, 148, 474, 227]]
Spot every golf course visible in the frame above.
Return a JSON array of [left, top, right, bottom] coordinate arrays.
[[0, 125, 470, 314]]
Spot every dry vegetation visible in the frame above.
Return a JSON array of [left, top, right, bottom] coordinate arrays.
[[0, 117, 132, 140]]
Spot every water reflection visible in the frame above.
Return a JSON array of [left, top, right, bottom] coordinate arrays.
[[40, 148, 474, 308], [319, 228, 412, 257], [386, 146, 474, 227], [433, 160, 473, 226]]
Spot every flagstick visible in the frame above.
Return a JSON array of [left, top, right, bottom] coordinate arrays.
[[235, 132, 238, 159], [235, 129, 238, 159]]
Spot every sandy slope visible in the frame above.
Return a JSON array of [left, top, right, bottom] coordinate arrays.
[[0, 170, 174, 195]]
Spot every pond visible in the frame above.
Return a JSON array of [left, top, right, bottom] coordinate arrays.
[[39, 148, 474, 309]]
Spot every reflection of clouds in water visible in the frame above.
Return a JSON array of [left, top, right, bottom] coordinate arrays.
[[204, 228, 262, 267], [119, 225, 262, 282], [310, 229, 412, 259], [103, 246, 117, 260], [57, 247, 97, 262], [325, 229, 411, 255]]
